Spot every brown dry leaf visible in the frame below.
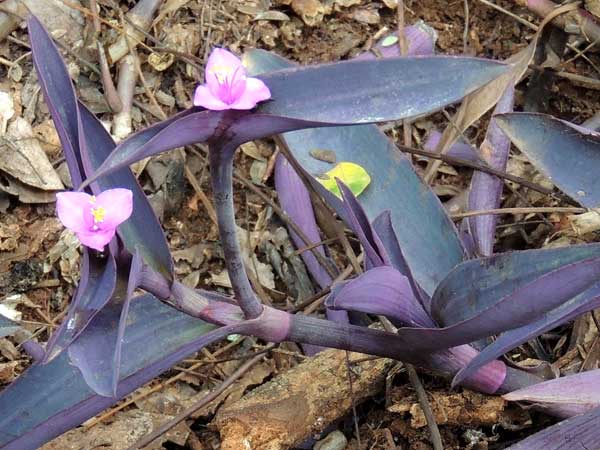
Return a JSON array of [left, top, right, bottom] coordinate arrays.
[[41, 410, 190, 450], [0, 175, 57, 203], [0, 360, 20, 384], [291, 0, 326, 26], [585, 0, 600, 18], [21, 0, 84, 46], [154, 0, 192, 24], [0, 117, 63, 191], [352, 8, 380, 24], [0, 91, 14, 135], [254, 10, 291, 21]]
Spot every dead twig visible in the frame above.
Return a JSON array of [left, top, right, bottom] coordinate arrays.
[[451, 206, 586, 219], [126, 350, 268, 450]]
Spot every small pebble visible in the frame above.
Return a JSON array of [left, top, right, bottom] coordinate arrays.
[[313, 430, 347, 450]]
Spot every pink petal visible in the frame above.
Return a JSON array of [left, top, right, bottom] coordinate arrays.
[[56, 191, 93, 233], [228, 77, 271, 110], [205, 48, 245, 94], [76, 228, 115, 251], [95, 188, 133, 229], [193, 85, 231, 110]]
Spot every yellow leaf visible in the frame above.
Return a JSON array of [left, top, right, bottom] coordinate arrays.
[[316, 162, 371, 198]]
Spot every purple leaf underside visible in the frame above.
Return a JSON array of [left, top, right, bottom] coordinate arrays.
[[503, 369, 600, 418], [274, 154, 333, 289], [68, 250, 144, 397], [505, 405, 600, 450], [43, 250, 117, 363], [468, 82, 515, 256], [453, 284, 600, 388]]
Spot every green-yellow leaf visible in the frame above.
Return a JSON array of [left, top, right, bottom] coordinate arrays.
[[381, 35, 399, 47], [316, 161, 371, 198]]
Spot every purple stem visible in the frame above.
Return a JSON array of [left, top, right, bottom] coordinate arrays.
[[208, 144, 264, 319], [139, 265, 541, 395]]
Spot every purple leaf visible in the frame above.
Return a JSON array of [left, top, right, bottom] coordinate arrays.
[[253, 54, 508, 124], [68, 250, 144, 397], [372, 211, 429, 310], [337, 181, 389, 269], [244, 49, 467, 295], [503, 369, 600, 418], [496, 112, 600, 208], [432, 243, 600, 327], [468, 82, 515, 256], [42, 250, 117, 363], [424, 130, 480, 163], [504, 406, 600, 450], [0, 315, 20, 338], [27, 14, 172, 277], [274, 154, 333, 289], [453, 284, 600, 388], [325, 266, 432, 328], [27, 14, 84, 186], [77, 103, 173, 277], [0, 295, 237, 450]]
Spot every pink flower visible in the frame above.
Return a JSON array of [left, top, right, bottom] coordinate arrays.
[[56, 189, 133, 251], [193, 48, 271, 111]]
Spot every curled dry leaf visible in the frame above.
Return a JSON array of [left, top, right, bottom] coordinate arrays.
[[0, 117, 63, 191]]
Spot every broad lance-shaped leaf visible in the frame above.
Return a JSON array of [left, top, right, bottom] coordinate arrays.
[[505, 406, 600, 450], [43, 250, 117, 363], [27, 14, 84, 186], [0, 295, 239, 450], [78, 103, 172, 277], [27, 14, 172, 277], [0, 315, 20, 339], [274, 154, 333, 289], [326, 266, 433, 328], [503, 369, 600, 418], [468, 82, 515, 256], [255, 55, 507, 124], [453, 285, 600, 388], [69, 250, 144, 397], [88, 51, 507, 188], [244, 50, 476, 295], [432, 243, 600, 327], [496, 112, 600, 208]]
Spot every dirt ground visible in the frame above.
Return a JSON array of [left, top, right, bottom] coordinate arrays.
[[2, 0, 600, 449]]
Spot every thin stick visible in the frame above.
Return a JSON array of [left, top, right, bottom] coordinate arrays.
[[345, 351, 362, 449], [126, 351, 266, 450], [477, 0, 539, 30], [451, 206, 585, 219], [379, 316, 443, 450], [463, 0, 470, 54], [396, 143, 564, 200], [406, 364, 445, 450]]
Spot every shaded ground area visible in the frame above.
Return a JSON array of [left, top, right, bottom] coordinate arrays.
[[2, 0, 600, 448]]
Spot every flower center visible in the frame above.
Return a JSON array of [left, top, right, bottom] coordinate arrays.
[[91, 206, 106, 230], [210, 65, 234, 84]]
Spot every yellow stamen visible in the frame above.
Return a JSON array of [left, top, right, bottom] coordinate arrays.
[[91, 206, 106, 223], [210, 65, 233, 84], [89, 195, 96, 204]]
